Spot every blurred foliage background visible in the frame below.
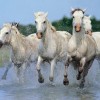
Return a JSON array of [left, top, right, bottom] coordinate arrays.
[[18, 16, 100, 35]]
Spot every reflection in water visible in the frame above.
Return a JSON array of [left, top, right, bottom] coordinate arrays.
[[0, 60, 100, 100]]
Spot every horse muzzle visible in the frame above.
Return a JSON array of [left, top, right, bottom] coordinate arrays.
[[0, 41, 3, 48], [36, 32, 43, 39], [75, 24, 81, 32]]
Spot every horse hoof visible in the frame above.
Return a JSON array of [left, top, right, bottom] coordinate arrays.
[[49, 77, 53, 82], [38, 77, 44, 83], [63, 79, 69, 85], [76, 75, 81, 80]]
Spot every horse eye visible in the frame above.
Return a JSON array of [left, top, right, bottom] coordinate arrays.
[[43, 21, 46, 23], [35, 21, 37, 24], [5, 32, 9, 34]]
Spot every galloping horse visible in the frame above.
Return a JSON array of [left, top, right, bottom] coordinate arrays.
[[0, 23, 39, 83], [83, 16, 100, 63], [65, 8, 96, 88], [34, 12, 71, 84]]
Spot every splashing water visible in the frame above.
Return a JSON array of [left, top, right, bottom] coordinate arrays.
[[0, 60, 100, 100]]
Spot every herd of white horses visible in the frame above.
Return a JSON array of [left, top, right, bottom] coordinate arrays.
[[0, 8, 100, 88]]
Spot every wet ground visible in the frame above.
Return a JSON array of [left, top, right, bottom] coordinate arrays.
[[0, 60, 100, 100]]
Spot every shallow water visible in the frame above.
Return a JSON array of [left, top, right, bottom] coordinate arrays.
[[0, 60, 100, 100]]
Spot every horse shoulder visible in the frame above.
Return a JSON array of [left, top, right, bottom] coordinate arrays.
[[92, 32, 100, 55]]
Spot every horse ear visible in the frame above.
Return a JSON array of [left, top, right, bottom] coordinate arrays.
[[83, 9, 86, 13], [15, 23, 19, 28], [88, 15, 91, 19], [71, 7, 75, 12], [45, 12, 48, 17], [34, 13, 37, 18]]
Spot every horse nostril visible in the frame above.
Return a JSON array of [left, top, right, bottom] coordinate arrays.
[[36, 32, 43, 39]]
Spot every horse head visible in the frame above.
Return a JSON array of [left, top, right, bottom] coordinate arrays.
[[34, 12, 48, 39], [83, 16, 92, 36], [71, 8, 86, 32]]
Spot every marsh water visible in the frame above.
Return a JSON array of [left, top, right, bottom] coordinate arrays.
[[0, 60, 100, 100]]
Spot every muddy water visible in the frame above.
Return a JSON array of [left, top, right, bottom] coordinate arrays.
[[0, 60, 100, 100]]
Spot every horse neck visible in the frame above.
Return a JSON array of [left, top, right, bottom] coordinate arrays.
[[72, 24, 85, 46], [10, 33, 24, 52], [42, 20, 56, 46]]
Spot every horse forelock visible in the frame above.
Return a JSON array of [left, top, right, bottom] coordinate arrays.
[[71, 8, 85, 15], [35, 12, 46, 17]]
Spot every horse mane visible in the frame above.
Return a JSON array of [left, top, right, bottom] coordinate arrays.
[[71, 8, 85, 14], [35, 12, 45, 17], [46, 20, 56, 32]]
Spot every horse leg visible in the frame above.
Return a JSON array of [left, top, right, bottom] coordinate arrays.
[[49, 59, 56, 82], [63, 65, 69, 85], [63, 57, 71, 85], [80, 58, 94, 88], [77, 57, 86, 80], [2, 62, 12, 80], [36, 56, 44, 83], [14, 65, 20, 82], [19, 63, 28, 83]]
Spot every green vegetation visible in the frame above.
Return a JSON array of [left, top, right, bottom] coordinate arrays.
[[0, 16, 100, 67], [18, 16, 100, 35]]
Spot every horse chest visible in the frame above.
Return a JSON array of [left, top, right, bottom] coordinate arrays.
[[68, 38, 87, 58], [38, 41, 56, 59], [68, 38, 77, 54]]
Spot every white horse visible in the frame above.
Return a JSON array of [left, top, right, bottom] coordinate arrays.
[[34, 12, 71, 84], [66, 8, 96, 88], [83, 16, 100, 63], [83, 16, 92, 36], [0, 23, 39, 83]]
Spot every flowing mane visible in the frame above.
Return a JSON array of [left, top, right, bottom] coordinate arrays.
[[46, 20, 56, 32]]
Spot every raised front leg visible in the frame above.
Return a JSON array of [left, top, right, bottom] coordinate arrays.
[[36, 56, 44, 83], [63, 57, 71, 85], [63, 65, 69, 85], [80, 58, 94, 88], [77, 57, 86, 80], [49, 59, 56, 82]]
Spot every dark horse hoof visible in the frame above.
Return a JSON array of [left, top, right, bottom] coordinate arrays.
[[49, 77, 53, 82], [63, 79, 69, 85], [76, 74, 81, 80], [38, 77, 44, 83]]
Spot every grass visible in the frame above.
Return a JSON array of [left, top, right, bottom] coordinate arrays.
[[0, 46, 10, 67]]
